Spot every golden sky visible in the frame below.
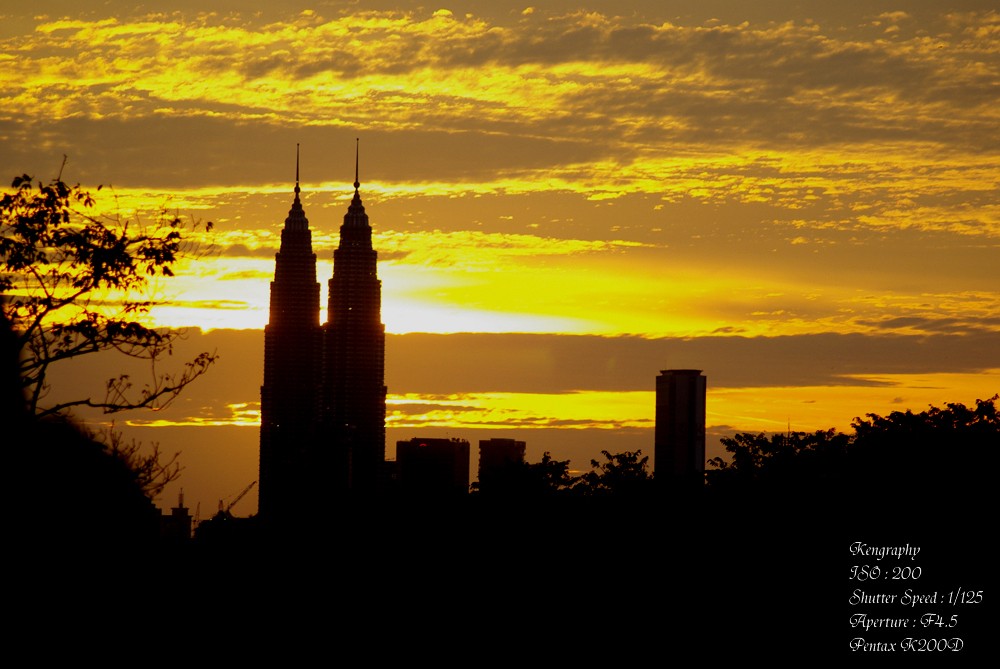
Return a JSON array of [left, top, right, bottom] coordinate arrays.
[[2, 1, 998, 512]]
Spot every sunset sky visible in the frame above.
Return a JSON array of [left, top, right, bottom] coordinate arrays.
[[2, 1, 998, 515]]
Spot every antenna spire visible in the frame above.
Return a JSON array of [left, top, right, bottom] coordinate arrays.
[[294, 143, 301, 197], [354, 137, 360, 191], [285, 143, 308, 230]]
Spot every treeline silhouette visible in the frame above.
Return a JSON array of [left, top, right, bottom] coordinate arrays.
[[706, 397, 998, 503]]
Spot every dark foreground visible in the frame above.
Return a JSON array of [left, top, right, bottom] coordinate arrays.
[[16, 487, 990, 664]]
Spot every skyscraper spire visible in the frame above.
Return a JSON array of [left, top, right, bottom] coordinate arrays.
[[285, 144, 308, 233], [344, 138, 369, 233]]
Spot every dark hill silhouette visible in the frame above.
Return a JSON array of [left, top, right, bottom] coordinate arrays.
[[3, 310, 159, 548]]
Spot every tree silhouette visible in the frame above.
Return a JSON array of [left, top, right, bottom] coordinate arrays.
[[849, 396, 998, 495], [526, 451, 578, 494], [706, 429, 850, 491], [575, 449, 652, 497], [2, 168, 219, 505], [0, 170, 216, 418], [706, 397, 998, 498]]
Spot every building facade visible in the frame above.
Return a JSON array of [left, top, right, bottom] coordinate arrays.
[[654, 369, 706, 485]]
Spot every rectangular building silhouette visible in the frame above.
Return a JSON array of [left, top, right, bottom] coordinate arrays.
[[477, 438, 526, 489], [396, 438, 471, 496], [654, 369, 706, 485]]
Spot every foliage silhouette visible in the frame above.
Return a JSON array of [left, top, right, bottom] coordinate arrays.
[[706, 429, 850, 489], [706, 397, 998, 499], [575, 449, 652, 497], [2, 167, 218, 506], [0, 170, 217, 419]]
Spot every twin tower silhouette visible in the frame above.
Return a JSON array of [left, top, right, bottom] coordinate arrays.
[[259, 143, 385, 522]]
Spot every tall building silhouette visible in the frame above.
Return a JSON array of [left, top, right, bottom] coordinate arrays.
[[478, 438, 526, 488], [322, 142, 387, 494], [654, 369, 706, 486], [396, 438, 470, 496], [260, 142, 386, 520], [259, 146, 321, 520]]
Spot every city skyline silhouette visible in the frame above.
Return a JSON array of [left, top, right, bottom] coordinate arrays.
[[3, 6, 995, 660], [1, 1, 996, 520]]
